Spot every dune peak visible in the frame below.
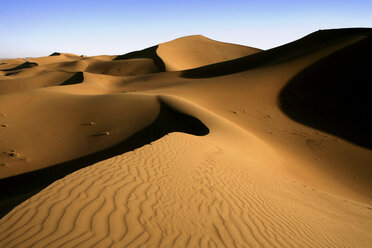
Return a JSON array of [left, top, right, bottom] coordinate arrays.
[[157, 34, 262, 71]]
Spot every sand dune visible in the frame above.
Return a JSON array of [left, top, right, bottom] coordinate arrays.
[[1, 28, 372, 247], [1, 132, 371, 247], [157, 35, 261, 71]]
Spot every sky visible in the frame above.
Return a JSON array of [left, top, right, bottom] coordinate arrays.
[[0, 0, 371, 58]]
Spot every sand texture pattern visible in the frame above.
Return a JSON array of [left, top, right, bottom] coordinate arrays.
[[1, 29, 372, 247]]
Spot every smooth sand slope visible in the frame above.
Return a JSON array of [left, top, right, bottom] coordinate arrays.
[[0, 29, 372, 247], [157, 35, 261, 71]]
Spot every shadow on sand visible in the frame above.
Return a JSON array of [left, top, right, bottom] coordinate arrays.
[[279, 35, 372, 149], [0, 61, 38, 72], [114, 45, 165, 72], [181, 28, 372, 78], [0, 101, 209, 218], [60, 71, 84, 85]]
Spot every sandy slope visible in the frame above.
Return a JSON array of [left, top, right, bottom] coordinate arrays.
[[1, 132, 371, 247], [0, 29, 372, 247], [157, 35, 261, 71]]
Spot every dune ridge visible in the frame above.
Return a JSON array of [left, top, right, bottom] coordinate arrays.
[[157, 35, 261, 71], [0, 28, 372, 247]]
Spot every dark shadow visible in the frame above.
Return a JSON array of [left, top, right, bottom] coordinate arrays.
[[0, 62, 38, 72], [182, 28, 372, 78], [279, 35, 372, 149], [0, 101, 209, 217], [90, 132, 111, 137], [4, 71, 21, 76], [114, 45, 165, 72], [49, 52, 61, 56], [60, 71, 84, 85]]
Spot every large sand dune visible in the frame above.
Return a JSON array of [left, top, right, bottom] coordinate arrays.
[[0, 28, 371, 247]]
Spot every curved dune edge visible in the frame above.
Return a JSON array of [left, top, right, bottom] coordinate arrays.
[[157, 35, 261, 71], [1, 94, 371, 247], [1, 132, 371, 247], [1, 30, 372, 247], [279, 34, 372, 149]]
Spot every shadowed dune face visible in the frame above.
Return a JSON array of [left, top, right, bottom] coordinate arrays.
[[279, 36, 372, 149], [0, 71, 79, 95], [60, 71, 84, 85], [181, 28, 372, 78], [0, 100, 208, 218], [114, 45, 165, 72], [0, 29, 372, 247], [49, 52, 61, 56], [0, 61, 38, 72], [4, 71, 21, 76]]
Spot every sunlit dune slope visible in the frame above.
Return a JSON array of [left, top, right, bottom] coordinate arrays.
[[0, 29, 371, 248], [157, 35, 261, 71]]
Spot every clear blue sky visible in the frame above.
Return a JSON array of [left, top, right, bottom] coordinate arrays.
[[0, 0, 371, 58]]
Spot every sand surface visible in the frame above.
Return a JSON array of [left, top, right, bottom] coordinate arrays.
[[0, 29, 371, 247]]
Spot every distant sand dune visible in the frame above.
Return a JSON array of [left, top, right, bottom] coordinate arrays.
[[49, 52, 61, 56], [0, 61, 38, 72], [85, 58, 158, 77], [115, 46, 165, 72], [0, 28, 371, 247], [157, 35, 261, 71]]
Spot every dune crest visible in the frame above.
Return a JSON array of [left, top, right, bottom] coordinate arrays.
[[1, 30, 372, 247], [157, 35, 261, 71]]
